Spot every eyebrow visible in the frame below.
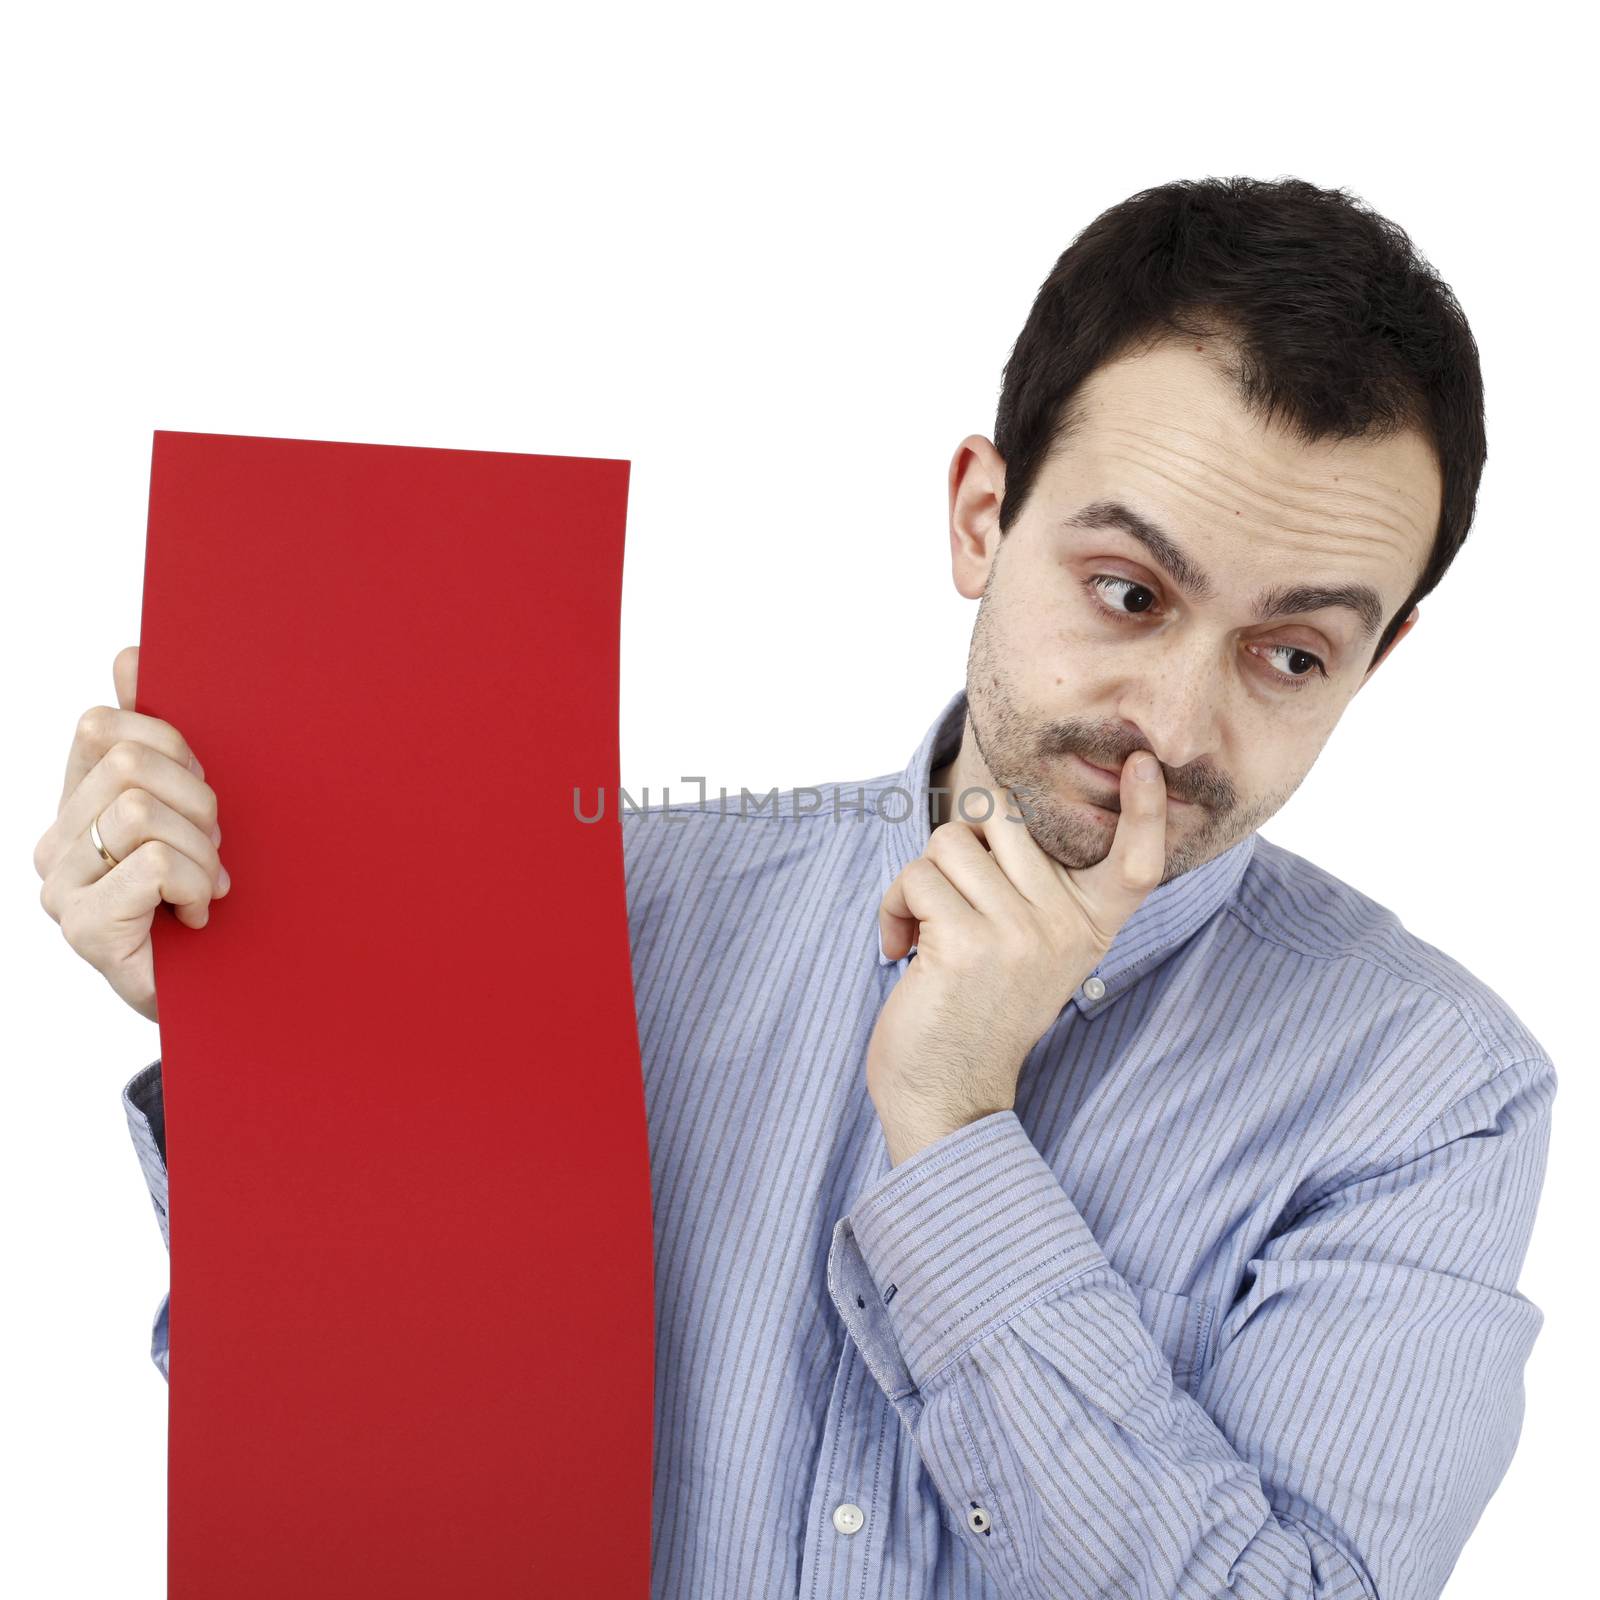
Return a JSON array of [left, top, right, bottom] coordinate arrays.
[[1060, 500, 1386, 641]]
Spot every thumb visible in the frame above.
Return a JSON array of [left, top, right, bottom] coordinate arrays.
[[113, 644, 139, 711]]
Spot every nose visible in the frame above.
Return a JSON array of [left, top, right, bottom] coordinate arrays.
[[1116, 642, 1225, 775]]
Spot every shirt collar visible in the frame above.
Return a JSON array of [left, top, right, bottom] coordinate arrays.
[[874, 685, 1257, 1015]]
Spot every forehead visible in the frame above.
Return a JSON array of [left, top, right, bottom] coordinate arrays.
[[1043, 338, 1441, 593]]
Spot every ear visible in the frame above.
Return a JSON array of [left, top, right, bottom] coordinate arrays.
[[1354, 606, 1420, 694], [948, 435, 1008, 600]]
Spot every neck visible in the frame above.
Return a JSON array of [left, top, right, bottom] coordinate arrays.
[[929, 715, 988, 828]]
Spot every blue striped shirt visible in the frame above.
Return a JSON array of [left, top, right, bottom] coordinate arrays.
[[122, 683, 1555, 1599]]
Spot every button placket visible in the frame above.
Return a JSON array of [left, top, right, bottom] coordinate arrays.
[[799, 1339, 899, 1597]]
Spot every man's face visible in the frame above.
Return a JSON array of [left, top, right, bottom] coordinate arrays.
[[947, 336, 1441, 886]]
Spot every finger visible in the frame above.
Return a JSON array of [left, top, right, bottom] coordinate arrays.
[[922, 819, 1022, 920], [64, 700, 203, 803], [72, 835, 220, 936], [61, 702, 202, 811], [878, 855, 977, 960], [1071, 751, 1168, 911], [41, 737, 217, 882], [42, 784, 225, 913], [953, 784, 1065, 908]]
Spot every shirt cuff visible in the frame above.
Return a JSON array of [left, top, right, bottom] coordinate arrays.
[[843, 1109, 1108, 1389], [121, 1058, 170, 1251]]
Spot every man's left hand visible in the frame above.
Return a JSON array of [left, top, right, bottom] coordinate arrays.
[[867, 754, 1170, 1166]]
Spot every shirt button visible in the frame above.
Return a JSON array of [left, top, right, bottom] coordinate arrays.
[[968, 1504, 992, 1533], [1083, 976, 1106, 1000], [832, 1502, 865, 1536]]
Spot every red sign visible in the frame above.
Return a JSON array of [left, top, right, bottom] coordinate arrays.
[[137, 431, 650, 1596]]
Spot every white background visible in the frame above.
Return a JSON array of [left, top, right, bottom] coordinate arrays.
[[4, 4, 1590, 1593]]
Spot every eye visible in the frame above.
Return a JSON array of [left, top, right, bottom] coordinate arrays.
[[1084, 575, 1328, 688]]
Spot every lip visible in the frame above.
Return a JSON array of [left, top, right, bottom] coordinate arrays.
[[1072, 752, 1191, 807]]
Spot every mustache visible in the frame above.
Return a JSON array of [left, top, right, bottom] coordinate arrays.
[[1042, 735, 1224, 810]]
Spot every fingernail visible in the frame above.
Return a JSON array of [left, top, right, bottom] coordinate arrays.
[[218, 864, 231, 893], [189, 754, 205, 778], [210, 823, 222, 845], [1135, 754, 1160, 781]]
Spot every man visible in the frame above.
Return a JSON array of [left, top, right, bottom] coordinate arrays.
[[40, 175, 1554, 1598]]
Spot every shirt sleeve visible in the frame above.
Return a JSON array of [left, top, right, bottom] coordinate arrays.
[[121, 1057, 171, 1383], [827, 1054, 1555, 1600]]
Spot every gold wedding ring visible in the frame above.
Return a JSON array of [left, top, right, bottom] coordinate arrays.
[[90, 811, 120, 868]]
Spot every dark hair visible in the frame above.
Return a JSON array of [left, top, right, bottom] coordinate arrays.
[[993, 176, 1485, 672]]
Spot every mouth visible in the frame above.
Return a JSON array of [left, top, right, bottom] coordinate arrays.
[[1071, 752, 1191, 808]]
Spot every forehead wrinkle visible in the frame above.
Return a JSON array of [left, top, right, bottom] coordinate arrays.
[[1078, 360, 1440, 521], [1086, 426, 1426, 560]]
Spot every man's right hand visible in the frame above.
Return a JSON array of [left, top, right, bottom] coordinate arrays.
[[33, 644, 229, 1024]]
